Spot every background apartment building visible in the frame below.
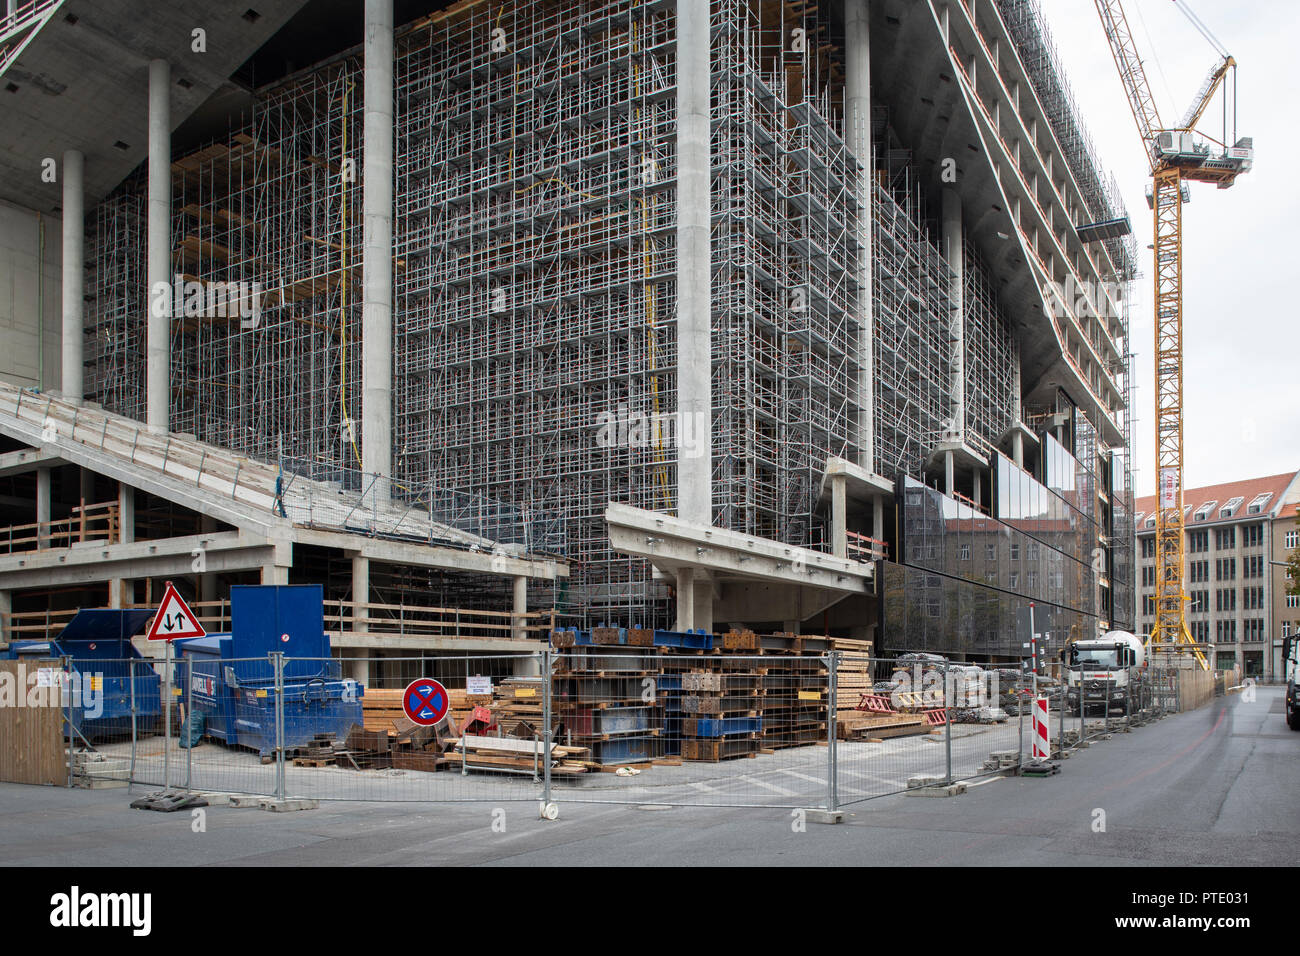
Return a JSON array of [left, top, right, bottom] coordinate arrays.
[[1136, 471, 1300, 678]]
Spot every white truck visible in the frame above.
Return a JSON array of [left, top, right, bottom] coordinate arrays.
[[1061, 631, 1146, 716]]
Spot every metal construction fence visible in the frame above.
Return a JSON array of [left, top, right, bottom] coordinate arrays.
[[51, 651, 1201, 811]]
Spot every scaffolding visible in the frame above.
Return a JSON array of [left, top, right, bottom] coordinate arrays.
[[82, 0, 1130, 630]]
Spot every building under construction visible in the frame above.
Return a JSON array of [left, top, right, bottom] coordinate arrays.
[[0, 0, 1137, 663]]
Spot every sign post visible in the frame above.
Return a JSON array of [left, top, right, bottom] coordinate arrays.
[[146, 581, 205, 787]]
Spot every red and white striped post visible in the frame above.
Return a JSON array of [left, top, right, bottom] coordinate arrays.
[[1032, 696, 1050, 759]]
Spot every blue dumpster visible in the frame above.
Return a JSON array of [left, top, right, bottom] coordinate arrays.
[[175, 584, 363, 756], [3, 609, 162, 740]]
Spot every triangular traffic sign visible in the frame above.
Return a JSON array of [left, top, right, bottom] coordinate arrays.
[[146, 581, 206, 641]]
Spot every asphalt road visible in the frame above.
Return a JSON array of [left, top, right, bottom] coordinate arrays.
[[0, 685, 1294, 866]]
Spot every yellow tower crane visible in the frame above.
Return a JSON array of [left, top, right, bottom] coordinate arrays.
[[1094, 0, 1253, 670]]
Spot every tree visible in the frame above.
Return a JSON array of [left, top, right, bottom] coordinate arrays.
[[1287, 511, 1300, 597]]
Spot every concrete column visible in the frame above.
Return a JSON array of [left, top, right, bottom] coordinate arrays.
[[60, 149, 84, 404], [0, 589, 10, 638], [262, 564, 289, 585], [146, 59, 171, 433], [351, 553, 369, 635], [79, 467, 94, 508], [944, 450, 955, 496], [873, 495, 884, 547], [118, 482, 135, 543], [512, 575, 528, 641], [782, 620, 801, 636], [675, 567, 695, 632], [675, 0, 713, 529], [361, 0, 393, 488], [36, 466, 50, 548], [1012, 430, 1024, 468], [973, 468, 982, 510], [693, 577, 714, 634], [350, 651, 371, 687], [942, 188, 964, 442], [844, 0, 874, 472], [831, 473, 847, 559]]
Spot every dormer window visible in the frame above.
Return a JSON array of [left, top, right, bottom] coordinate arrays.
[[1193, 500, 1217, 521], [1219, 496, 1244, 518]]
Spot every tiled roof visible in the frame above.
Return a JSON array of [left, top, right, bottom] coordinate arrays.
[[1134, 470, 1299, 528]]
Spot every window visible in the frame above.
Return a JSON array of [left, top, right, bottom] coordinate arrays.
[[1141, 537, 1156, 558], [1216, 558, 1236, 581], [1141, 566, 1155, 587], [1216, 619, 1237, 642], [1143, 594, 1155, 616], [1242, 524, 1263, 548], [1215, 588, 1236, 612], [1244, 555, 1264, 579], [1215, 526, 1236, 550], [1243, 586, 1264, 610], [1188, 529, 1209, 553], [986, 543, 996, 561], [1189, 560, 1209, 583], [1287, 530, 1300, 550], [1146, 517, 1156, 529], [1191, 620, 1210, 642], [1189, 590, 1208, 613], [959, 544, 970, 561], [1220, 496, 1244, 518], [1010, 542, 1020, 561], [1247, 493, 1272, 514], [1288, 594, 1300, 609], [1244, 619, 1265, 642], [1194, 500, 1218, 521]]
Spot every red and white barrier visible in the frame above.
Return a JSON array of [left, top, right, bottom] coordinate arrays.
[[1032, 696, 1050, 759]]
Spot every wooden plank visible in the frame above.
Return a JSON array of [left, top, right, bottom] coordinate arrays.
[[0, 659, 66, 787]]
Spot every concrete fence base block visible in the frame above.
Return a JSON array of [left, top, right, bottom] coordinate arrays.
[[906, 775, 947, 789], [226, 795, 319, 812], [803, 808, 844, 824], [906, 782, 966, 798]]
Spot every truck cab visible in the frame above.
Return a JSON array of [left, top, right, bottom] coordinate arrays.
[[1062, 631, 1145, 716]]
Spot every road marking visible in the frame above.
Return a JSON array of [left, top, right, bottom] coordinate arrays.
[[775, 769, 827, 786], [737, 775, 799, 796]]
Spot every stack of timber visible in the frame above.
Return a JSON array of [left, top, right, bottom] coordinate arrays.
[[451, 733, 590, 776]]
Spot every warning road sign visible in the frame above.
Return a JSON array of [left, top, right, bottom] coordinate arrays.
[[146, 581, 206, 642], [403, 678, 449, 726]]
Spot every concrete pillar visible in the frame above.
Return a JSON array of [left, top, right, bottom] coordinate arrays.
[[79, 466, 94, 507], [36, 466, 50, 548], [351, 553, 369, 635], [945, 451, 955, 497], [675, 0, 712, 529], [873, 495, 884, 548], [831, 473, 847, 559], [146, 59, 171, 433], [262, 564, 289, 585], [118, 482, 135, 543], [693, 577, 714, 634], [973, 468, 982, 510], [844, 0, 874, 472], [782, 620, 801, 636], [350, 651, 371, 687], [60, 149, 84, 404], [362, 0, 393, 488], [0, 589, 10, 638], [1012, 430, 1024, 468], [675, 567, 695, 632], [512, 575, 528, 641], [942, 189, 965, 445]]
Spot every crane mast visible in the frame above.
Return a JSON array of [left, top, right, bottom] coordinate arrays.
[[1094, 0, 1252, 671]]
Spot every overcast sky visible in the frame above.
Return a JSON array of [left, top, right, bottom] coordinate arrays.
[[1038, 0, 1299, 493]]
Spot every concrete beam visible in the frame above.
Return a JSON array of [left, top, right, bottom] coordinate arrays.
[[606, 503, 870, 594], [146, 58, 170, 433], [0, 447, 64, 478], [329, 634, 545, 654], [60, 149, 84, 404], [361, 0, 393, 485], [0, 530, 272, 590], [291, 527, 565, 580]]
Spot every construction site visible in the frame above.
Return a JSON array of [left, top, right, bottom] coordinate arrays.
[[0, 0, 1265, 814]]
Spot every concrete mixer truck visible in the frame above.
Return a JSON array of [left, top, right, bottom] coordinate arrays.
[[1062, 630, 1146, 717]]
